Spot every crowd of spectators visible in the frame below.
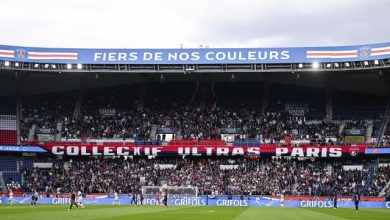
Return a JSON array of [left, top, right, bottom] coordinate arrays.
[[295, 161, 365, 196], [5, 180, 22, 193], [35, 97, 344, 144], [21, 93, 77, 140], [365, 165, 390, 196], [18, 84, 389, 146], [20, 157, 390, 197], [382, 126, 390, 147]]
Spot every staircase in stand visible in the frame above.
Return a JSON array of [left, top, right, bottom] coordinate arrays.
[[362, 160, 379, 195], [73, 90, 84, 118], [0, 172, 7, 193], [28, 124, 36, 141], [375, 100, 390, 147], [379, 179, 390, 197], [365, 120, 373, 143]]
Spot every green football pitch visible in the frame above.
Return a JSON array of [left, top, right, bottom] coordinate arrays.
[[1, 204, 389, 220]]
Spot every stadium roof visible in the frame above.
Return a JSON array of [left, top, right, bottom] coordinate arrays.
[[0, 43, 389, 97], [0, 42, 390, 72]]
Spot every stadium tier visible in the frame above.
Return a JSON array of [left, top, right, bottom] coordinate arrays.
[[0, 43, 390, 208], [11, 82, 389, 146], [14, 157, 390, 196]]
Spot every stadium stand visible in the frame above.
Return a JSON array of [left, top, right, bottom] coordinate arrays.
[[1, 82, 389, 198], [17, 157, 390, 197], [15, 82, 388, 146]]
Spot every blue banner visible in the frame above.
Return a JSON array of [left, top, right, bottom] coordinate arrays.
[[156, 127, 177, 134], [0, 145, 47, 153], [2, 196, 389, 209], [1, 42, 390, 64], [365, 148, 390, 154], [344, 129, 366, 136], [219, 128, 241, 134]]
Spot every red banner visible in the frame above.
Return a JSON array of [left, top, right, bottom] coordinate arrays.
[[35, 143, 369, 157]]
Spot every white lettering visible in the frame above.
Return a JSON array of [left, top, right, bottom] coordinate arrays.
[[216, 199, 248, 206], [152, 147, 162, 156], [205, 147, 214, 156], [281, 51, 290, 60], [306, 148, 320, 157], [247, 51, 256, 60], [290, 148, 304, 157], [179, 52, 190, 61], [191, 52, 200, 61], [247, 147, 261, 155], [143, 52, 153, 61], [118, 53, 127, 61], [52, 146, 64, 155], [269, 51, 279, 60], [133, 147, 141, 155], [178, 147, 191, 156], [276, 147, 288, 156], [144, 147, 150, 155], [216, 147, 229, 156], [117, 147, 129, 156], [92, 146, 102, 156], [329, 148, 342, 157], [192, 147, 202, 156], [129, 52, 137, 61], [155, 52, 163, 61], [80, 146, 91, 156], [108, 53, 116, 61], [104, 147, 115, 156], [52, 198, 70, 204], [215, 52, 226, 61], [300, 201, 333, 208], [67, 146, 79, 155], [94, 53, 103, 61], [231, 147, 244, 156], [205, 52, 214, 60], [168, 52, 177, 61]]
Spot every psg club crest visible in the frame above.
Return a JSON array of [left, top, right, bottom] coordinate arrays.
[[15, 49, 27, 59], [358, 46, 371, 59], [349, 148, 359, 157]]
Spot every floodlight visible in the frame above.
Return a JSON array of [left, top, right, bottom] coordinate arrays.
[[312, 62, 320, 69]]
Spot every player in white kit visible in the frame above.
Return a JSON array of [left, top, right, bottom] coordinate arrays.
[[77, 191, 85, 208], [9, 190, 14, 206], [113, 192, 120, 205], [280, 194, 285, 208]]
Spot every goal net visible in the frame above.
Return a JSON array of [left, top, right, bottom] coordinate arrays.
[[142, 186, 198, 204]]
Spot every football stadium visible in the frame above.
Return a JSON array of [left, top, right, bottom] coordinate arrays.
[[1, 1, 390, 220]]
